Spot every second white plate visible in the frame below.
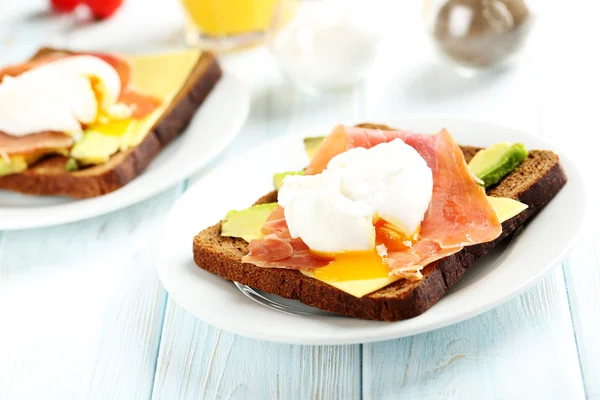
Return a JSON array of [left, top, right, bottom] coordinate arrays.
[[0, 73, 250, 230], [156, 118, 586, 345]]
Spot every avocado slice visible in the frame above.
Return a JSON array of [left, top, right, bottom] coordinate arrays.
[[221, 203, 278, 242], [468, 142, 528, 188], [0, 156, 27, 177], [70, 130, 122, 165], [65, 158, 79, 172], [273, 170, 304, 191], [303, 136, 325, 160], [69, 119, 137, 165]]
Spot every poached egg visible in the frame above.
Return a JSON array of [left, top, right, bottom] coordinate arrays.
[[0, 55, 122, 137], [278, 139, 434, 281]]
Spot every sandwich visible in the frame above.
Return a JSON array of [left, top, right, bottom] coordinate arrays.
[[0, 47, 221, 198], [192, 123, 567, 321]]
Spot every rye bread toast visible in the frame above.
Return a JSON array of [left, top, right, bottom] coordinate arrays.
[[192, 127, 567, 321], [0, 47, 222, 198]]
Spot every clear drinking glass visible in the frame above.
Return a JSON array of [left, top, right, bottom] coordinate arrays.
[[267, 0, 383, 94], [180, 0, 280, 52]]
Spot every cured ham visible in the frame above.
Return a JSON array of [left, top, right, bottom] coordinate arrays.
[[402, 129, 501, 247], [0, 131, 73, 158], [242, 205, 329, 270], [306, 125, 411, 175], [118, 90, 162, 119], [244, 125, 502, 280]]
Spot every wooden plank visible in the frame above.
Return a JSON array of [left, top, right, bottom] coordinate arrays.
[[0, 188, 182, 400], [525, 2, 600, 397], [152, 300, 360, 400], [363, 269, 585, 399], [562, 236, 600, 399]]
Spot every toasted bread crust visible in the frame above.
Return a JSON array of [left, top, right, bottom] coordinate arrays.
[[193, 146, 567, 321], [0, 49, 222, 198]]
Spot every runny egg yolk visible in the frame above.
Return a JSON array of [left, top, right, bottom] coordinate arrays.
[[312, 220, 420, 282], [87, 119, 135, 137], [88, 76, 107, 116], [87, 75, 134, 135], [313, 250, 390, 282]]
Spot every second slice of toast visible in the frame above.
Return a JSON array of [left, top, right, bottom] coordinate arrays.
[[0, 48, 222, 198], [192, 144, 567, 321]]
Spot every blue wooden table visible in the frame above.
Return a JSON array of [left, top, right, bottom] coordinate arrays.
[[0, 1, 599, 399]]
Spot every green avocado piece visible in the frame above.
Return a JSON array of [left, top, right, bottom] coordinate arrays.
[[468, 142, 528, 188], [70, 130, 122, 165], [303, 136, 325, 160], [65, 158, 79, 172], [0, 156, 27, 177], [221, 203, 278, 242], [273, 170, 304, 191]]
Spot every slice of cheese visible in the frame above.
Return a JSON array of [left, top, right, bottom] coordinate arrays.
[[301, 196, 528, 298], [123, 49, 203, 148], [487, 196, 529, 222]]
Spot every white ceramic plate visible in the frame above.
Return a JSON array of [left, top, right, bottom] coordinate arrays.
[[156, 118, 587, 345], [0, 73, 250, 230]]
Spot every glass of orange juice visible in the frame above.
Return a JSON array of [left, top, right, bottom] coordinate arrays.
[[180, 0, 281, 51]]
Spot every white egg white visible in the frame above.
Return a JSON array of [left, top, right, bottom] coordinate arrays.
[[278, 139, 434, 254], [278, 171, 375, 253], [0, 55, 121, 136]]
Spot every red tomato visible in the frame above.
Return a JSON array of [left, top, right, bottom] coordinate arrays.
[[84, 0, 124, 19], [51, 0, 81, 12]]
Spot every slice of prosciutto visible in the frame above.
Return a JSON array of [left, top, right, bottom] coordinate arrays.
[[243, 125, 502, 280], [0, 131, 74, 158], [242, 205, 329, 270], [118, 90, 162, 119], [306, 125, 412, 175]]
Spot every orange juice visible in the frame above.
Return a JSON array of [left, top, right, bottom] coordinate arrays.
[[181, 0, 280, 37]]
